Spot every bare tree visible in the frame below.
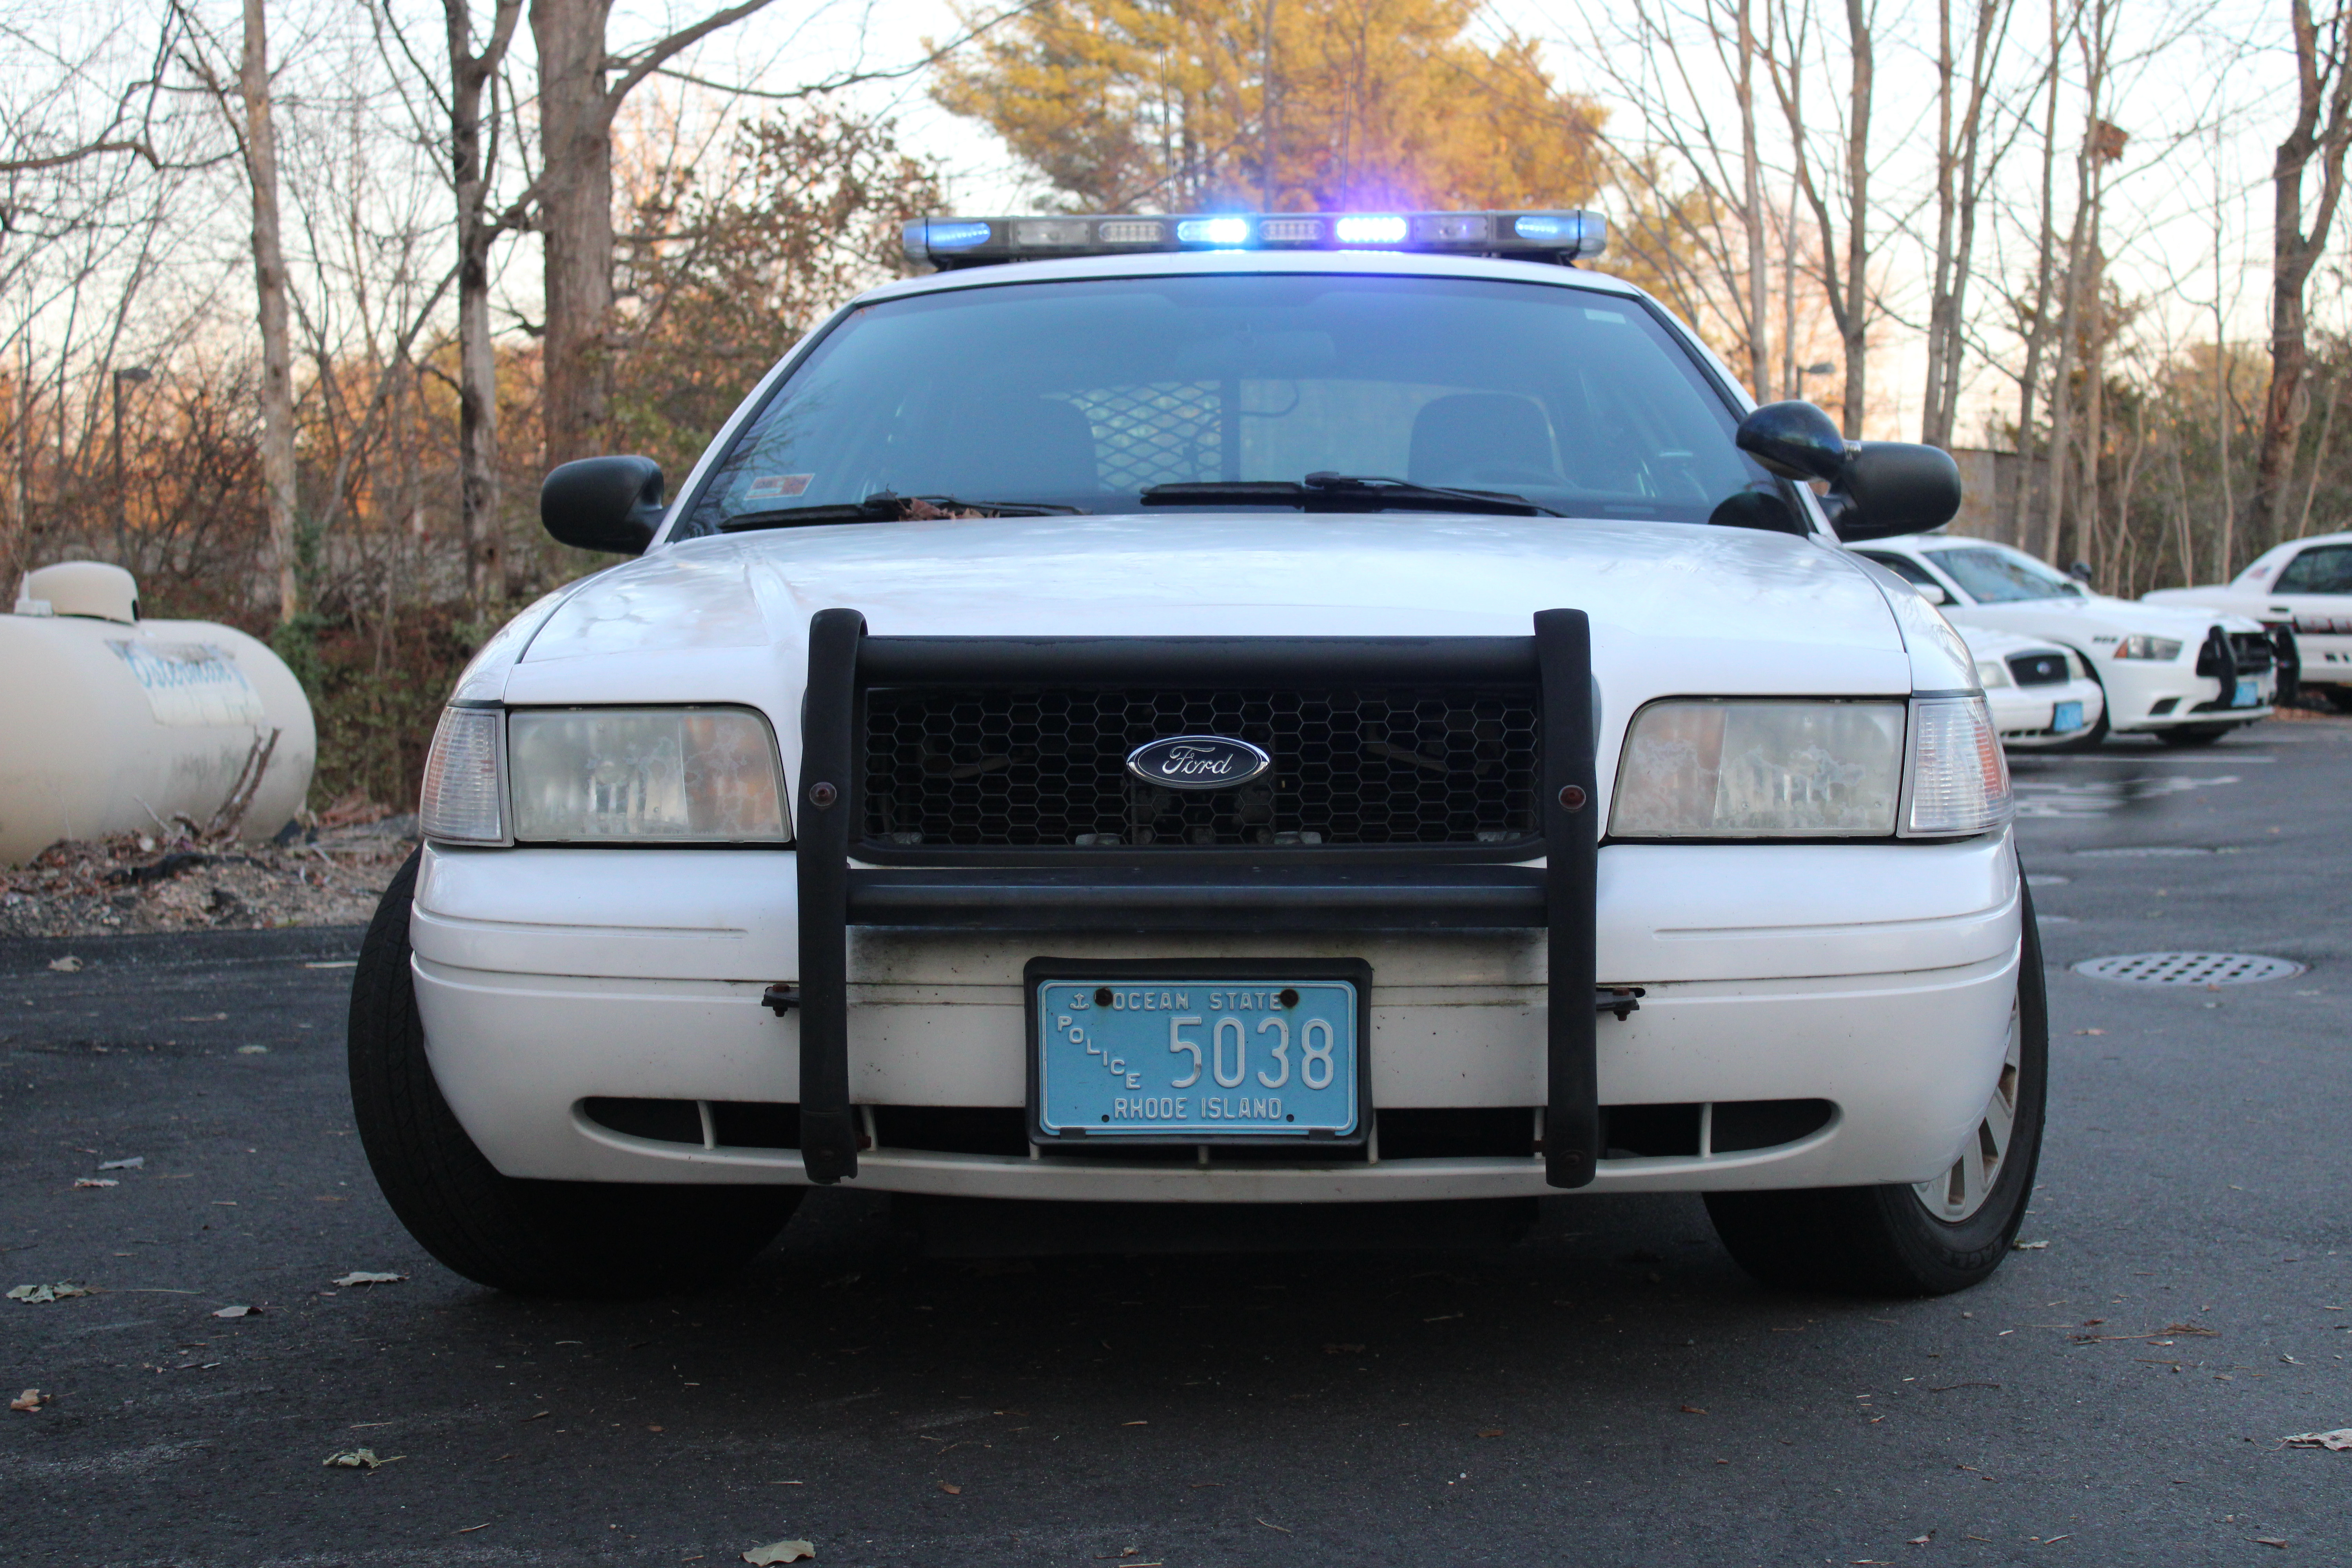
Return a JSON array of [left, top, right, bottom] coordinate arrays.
[[444, 0, 524, 610], [530, 0, 781, 470], [240, 0, 299, 623], [2248, 0, 2352, 549], [1766, 0, 1877, 437], [1921, 0, 2021, 446]]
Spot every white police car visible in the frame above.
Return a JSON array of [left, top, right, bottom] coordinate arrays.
[[351, 211, 2042, 1299], [2143, 530, 2352, 712], [1850, 535, 2278, 746], [1956, 626, 2107, 748]]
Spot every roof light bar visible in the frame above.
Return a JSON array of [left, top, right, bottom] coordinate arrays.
[[902, 210, 1608, 270]]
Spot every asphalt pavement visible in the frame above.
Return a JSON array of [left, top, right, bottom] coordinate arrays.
[[4, 717, 2350, 1566]]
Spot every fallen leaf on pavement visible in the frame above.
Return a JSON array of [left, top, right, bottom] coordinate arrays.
[[212, 1305, 257, 1319], [48, 956, 82, 971], [1323, 1343, 1365, 1354], [1478, 1428, 1504, 1437], [72, 1178, 117, 1189], [11, 1389, 45, 1412], [2281, 1429, 2352, 1451], [937, 1481, 961, 1494], [2166, 1323, 2220, 1337], [332, 1272, 406, 1287], [1680, 1405, 1707, 1415], [98, 1156, 143, 1171], [740, 1541, 815, 1564], [323, 1448, 401, 1468], [2012, 1241, 2050, 1250], [236, 1045, 268, 1055], [1908, 1535, 1933, 1545], [8, 1283, 93, 1304], [2253, 1539, 2289, 1549]]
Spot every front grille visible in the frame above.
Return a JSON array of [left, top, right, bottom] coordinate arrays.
[[861, 686, 1541, 848], [2006, 650, 2071, 687], [2196, 629, 2276, 676]]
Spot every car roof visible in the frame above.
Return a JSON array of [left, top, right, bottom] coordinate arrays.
[[850, 246, 1654, 309]]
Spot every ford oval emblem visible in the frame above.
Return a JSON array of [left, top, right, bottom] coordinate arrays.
[[1125, 734, 1272, 791]]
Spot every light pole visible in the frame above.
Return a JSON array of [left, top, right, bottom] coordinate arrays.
[[1792, 361, 1834, 403], [111, 366, 151, 567]]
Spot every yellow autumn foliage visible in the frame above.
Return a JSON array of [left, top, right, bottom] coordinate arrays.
[[933, 0, 1604, 214]]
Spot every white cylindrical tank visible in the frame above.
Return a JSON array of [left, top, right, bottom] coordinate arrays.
[[1, 561, 316, 864]]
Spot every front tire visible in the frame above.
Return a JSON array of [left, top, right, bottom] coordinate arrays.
[[348, 851, 801, 1296], [1704, 882, 2049, 1297]]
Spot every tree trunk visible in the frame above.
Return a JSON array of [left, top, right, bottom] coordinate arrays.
[[1923, 0, 2012, 447], [447, 0, 522, 612], [532, 0, 618, 470], [1837, 0, 1871, 438], [1737, 0, 1771, 401], [240, 0, 299, 623], [2012, 0, 2063, 541], [2249, 0, 2352, 552]]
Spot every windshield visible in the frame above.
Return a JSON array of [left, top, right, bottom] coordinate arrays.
[[1924, 544, 2083, 604], [675, 274, 1787, 534]]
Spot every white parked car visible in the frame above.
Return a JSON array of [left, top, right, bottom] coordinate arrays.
[[1849, 535, 2278, 746], [1953, 626, 2106, 748], [352, 211, 2043, 1301], [2142, 530, 2352, 712]]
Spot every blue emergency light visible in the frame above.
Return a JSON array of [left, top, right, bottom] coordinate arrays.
[[901, 210, 1608, 270]]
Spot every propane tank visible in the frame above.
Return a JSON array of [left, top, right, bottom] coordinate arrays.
[[0, 562, 316, 864]]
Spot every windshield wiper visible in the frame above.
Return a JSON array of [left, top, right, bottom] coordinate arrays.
[[1139, 473, 1560, 517], [719, 492, 1083, 531]]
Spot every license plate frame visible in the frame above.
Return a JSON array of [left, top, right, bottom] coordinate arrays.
[[1024, 958, 1373, 1147], [2051, 699, 2084, 733]]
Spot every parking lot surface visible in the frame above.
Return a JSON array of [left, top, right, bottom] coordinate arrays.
[[4, 719, 2350, 1566]]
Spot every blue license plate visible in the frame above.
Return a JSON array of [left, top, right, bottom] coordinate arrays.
[[2235, 678, 2260, 707], [2051, 700, 2084, 733], [1034, 977, 1360, 1139]]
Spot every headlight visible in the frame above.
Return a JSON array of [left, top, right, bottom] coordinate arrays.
[[1901, 695, 2011, 836], [1611, 700, 1906, 837], [419, 706, 506, 844], [1974, 658, 2013, 689], [2114, 634, 2182, 661], [507, 707, 789, 842]]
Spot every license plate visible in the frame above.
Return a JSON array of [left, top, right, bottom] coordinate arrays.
[[2051, 700, 2084, 733], [1032, 973, 1361, 1140], [2235, 678, 2260, 707]]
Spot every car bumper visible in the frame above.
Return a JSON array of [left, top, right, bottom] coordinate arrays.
[[2098, 659, 2274, 730], [408, 833, 2023, 1201], [1987, 675, 2107, 746]]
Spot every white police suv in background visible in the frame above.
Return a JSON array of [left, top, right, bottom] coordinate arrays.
[[2143, 530, 2352, 713], [1850, 534, 2278, 747], [351, 209, 2042, 1301], [1956, 626, 2106, 748]]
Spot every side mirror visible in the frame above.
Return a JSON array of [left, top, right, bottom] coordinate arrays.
[[1820, 443, 1962, 541], [1914, 581, 1951, 606], [1736, 400, 1848, 481], [541, 456, 665, 555], [1735, 403, 1964, 541]]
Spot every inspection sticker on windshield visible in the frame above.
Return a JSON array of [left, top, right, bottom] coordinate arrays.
[[744, 473, 813, 501], [1033, 977, 1359, 1139]]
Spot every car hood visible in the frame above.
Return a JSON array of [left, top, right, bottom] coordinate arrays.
[[1944, 592, 2257, 639], [499, 514, 1920, 713]]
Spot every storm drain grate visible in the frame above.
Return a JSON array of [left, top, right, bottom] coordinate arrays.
[[2072, 952, 2306, 986]]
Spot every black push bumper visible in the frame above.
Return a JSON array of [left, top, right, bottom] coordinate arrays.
[[791, 610, 1601, 1189]]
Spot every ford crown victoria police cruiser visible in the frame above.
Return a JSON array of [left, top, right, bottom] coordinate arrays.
[[2144, 530, 2352, 711], [351, 210, 2043, 1299]]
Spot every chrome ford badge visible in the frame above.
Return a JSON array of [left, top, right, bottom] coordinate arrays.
[[1125, 734, 1272, 791]]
